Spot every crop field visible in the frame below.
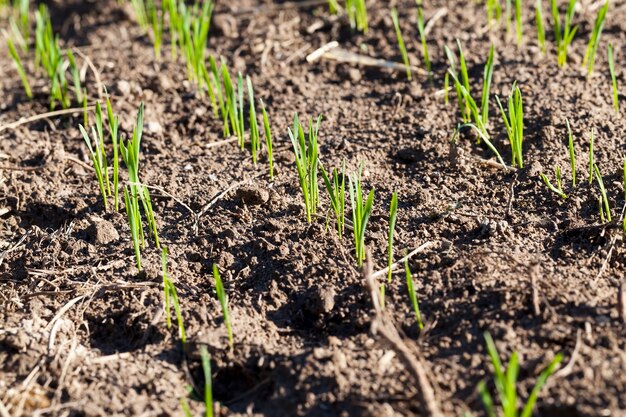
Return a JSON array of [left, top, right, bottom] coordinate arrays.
[[1, 0, 626, 416]]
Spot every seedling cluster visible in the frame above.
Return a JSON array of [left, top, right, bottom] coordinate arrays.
[[5, 3, 84, 108], [6, 0, 623, 415]]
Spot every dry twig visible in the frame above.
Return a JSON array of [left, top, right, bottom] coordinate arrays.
[[362, 253, 444, 417]]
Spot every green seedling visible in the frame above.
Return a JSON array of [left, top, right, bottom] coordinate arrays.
[[186, 1, 214, 85], [566, 118, 576, 186], [608, 44, 619, 113], [150, 2, 164, 60], [446, 42, 495, 135], [237, 73, 244, 150], [66, 50, 83, 104], [514, 0, 522, 45], [550, 0, 578, 67], [123, 184, 143, 270], [594, 163, 611, 223], [220, 62, 242, 143], [79, 101, 116, 207], [320, 161, 346, 238], [199, 345, 214, 417], [105, 95, 121, 210], [201, 59, 219, 118], [180, 398, 193, 417], [162, 246, 186, 343], [348, 164, 374, 267], [486, 0, 502, 24], [459, 123, 507, 169], [260, 99, 274, 180], [391, 8, 411, 81], [120, 103, 160, 257], [346, 0, 368, 33], [379, 191, 398, 307], [588, 128, 594, 184], [328, 0, 339, 14], [496, 82, 524, 168], [478, 332, 563, 417], [79, 122, 109, 210], [481, 45, 495, 129], [444, 41, 470, 122], [247, 76, 260, 164], [130, 0, 149, 28], [583, 0, 608, 76], [26, 4, 84, 109], [444, 43, 465, 115], [212, 264, 233, 351], [405, 254, 423, 330], [124, 103, 159, 246], [416, 6, 431, 77], [6, 36, 32, 98], [505, 0, 512, 34], [205, 56, 229, 135], [82, 93, 89, 127], [288, 113, 321, 223], [34, 5, 68, 109], [155, 0, 214, 85], [16, 0, 28, 42], [535, 0, 546, 53], [8, 18, 27, 53], [540, 166, 567, 199]]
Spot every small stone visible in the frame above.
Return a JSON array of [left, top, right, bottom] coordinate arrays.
[[86, 217, 119, 245], [307, 286, 336, 316], [115, 80, 131, 96], [348, 68, 362, 83], [146, 121, 162, 134], [235, 185, 270, 205]]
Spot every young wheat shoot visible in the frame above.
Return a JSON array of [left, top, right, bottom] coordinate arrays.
[[608, 44, 619, 113], [566, 118, 576, 186], [288, 114, 321, 223], [212, 264, 233, 351], [260, 99, 275, 180], [391, 8, 411, 81], [540, 167, 567, 199], [348, 164, 374, 267], [320, 161, 346, 238], [6, 36, 32, 98], [246, 76, 260, 164], [550, 0, 578, 67], [514, 0, 522, 45], [594, 163, 611, 223], [416, 6, 431, 77], [535, 0, 546, 54], [583, 0, 608, 76], [162, 246, 186, 343], [478, 332, 563, 417], [199, 345, 214, 417], [405, 254, 423, 330], [496, 82, 524, 168]]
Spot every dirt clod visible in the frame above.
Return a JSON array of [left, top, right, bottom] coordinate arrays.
[[86, 216, 120, 245], [235, 185, 270, 205]]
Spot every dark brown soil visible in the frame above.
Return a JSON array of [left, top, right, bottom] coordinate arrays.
[[2, 0, 626, 416]]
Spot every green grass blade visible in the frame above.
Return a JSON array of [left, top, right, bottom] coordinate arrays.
[[391, 8, 411, 81], [213, 264, 233, 351], [520, 353, 563, 417], [199, 345, 213, 417]]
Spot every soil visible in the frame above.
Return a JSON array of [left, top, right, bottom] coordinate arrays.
[[2, 0, 626, 416]]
